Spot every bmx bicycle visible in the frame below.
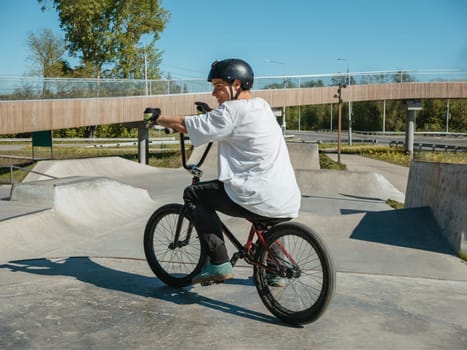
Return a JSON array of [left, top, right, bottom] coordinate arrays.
[[143, 107, 336, 325]]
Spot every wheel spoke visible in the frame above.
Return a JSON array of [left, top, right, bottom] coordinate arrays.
[[144, 204, 205, 287], [253, 223, 335, 324]]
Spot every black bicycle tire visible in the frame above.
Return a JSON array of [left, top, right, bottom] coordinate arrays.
[[143, 203, 207, 287], [253, 221, 336, 325]]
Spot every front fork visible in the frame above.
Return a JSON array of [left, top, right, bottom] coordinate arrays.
[[168, 205, 194, 250]]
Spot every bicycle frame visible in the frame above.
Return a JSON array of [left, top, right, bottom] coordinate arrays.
[[175, 133, 298, 276]]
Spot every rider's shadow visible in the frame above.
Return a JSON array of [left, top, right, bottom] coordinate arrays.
[[1, 257, 293, 327]]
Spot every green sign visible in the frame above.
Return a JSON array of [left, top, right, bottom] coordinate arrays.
[[32, 130, 52, 147]]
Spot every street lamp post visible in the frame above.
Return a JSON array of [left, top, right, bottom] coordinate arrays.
[[265, 59, 287, 134], [337, 58, 352, 145], [334, 83, 346, 164], [144, 50, 148, 95], [137, 43, 149, 95]]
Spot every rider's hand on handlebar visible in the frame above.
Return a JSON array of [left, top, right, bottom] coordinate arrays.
[[195, 101, 212, 113], [144, 107, 161, 124]]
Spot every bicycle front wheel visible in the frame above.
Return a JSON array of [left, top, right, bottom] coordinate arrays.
[[253, 222, 336, 325], [144, 203, 207, 287]]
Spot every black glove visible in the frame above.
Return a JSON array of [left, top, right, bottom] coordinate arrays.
[[144, 107, 161, 124], [194, 101, 212, 113]]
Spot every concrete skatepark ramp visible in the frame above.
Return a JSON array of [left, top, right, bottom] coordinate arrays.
[[1, 155, 466, 349], [2, 175, 157, 263], [11, 176, 155, 224], [0, 154, 438, 263], [296, 169, 405, 203]]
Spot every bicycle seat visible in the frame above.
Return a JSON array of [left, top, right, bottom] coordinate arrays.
[[252, 217, 291, 230]]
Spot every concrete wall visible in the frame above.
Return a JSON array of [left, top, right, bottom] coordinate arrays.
[[188, 141, 321, 174], [405, 161, 467, 254], [287, 142, 320, 170]]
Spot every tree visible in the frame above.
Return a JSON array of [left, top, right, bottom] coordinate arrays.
[[448, 99, 467, 132], [37, 0, 169, 137], [351, 102, 382, 131], [330, 74, 356, 87], [38, 0, 170, 79], [301, 79, 325, 88], [26, 28, 67, 77], [392, 71, 416, 83]]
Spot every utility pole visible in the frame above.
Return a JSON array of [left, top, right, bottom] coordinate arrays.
[[347, 65, 352, 145], [330, 103, 333, 131], [446, 99, 450, 133], [265, 58, 287, 134]]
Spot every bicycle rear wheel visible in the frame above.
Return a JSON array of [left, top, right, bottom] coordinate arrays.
[[253, 222, 336, 325], [144, 203, 207, 287]]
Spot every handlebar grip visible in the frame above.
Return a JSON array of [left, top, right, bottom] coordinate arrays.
[[144, 107, 161, 123], [164, 128, 175, 134], [195, 101, 212, 113]]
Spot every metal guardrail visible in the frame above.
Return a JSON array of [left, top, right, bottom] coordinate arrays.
[[0, 165, 57, 185], [356, 131, 467, 138], [389, 140, 467, 152]]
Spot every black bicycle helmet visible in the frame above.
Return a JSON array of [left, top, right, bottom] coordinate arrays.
[[207, 59, 254, 90]]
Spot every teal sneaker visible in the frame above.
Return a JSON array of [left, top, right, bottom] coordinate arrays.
[[266, 275, 287, 287], [192, 262, 234, 284]]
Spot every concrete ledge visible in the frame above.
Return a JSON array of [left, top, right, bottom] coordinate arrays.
[[405, 161, 467, 254]]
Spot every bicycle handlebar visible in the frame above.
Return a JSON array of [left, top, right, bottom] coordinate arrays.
[[180, 134, 213, 178]]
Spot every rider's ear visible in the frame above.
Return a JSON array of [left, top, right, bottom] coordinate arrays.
[[232, 79, 242, 90]]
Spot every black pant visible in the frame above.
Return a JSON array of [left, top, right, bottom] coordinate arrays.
[[183, 180, 271, 265]]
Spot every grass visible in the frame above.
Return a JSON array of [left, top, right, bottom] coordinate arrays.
[[0, 162, 35, 184], [319, 153, 346, 170], [385, 198, 404, 209]]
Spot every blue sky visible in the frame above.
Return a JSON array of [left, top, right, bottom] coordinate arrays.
[[0, 0, 466, 78]]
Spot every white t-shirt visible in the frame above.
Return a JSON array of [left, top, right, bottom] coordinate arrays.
[[184, 97, 301, 218]]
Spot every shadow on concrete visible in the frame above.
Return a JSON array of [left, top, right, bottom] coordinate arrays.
[[0, 257, 294, 327], [350, 207, 455, 254], [302, 194, 385, 203], [339, 193, 386, 202]]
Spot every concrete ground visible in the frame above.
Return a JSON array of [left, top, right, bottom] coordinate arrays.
[[0, 149, 466, 350]]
